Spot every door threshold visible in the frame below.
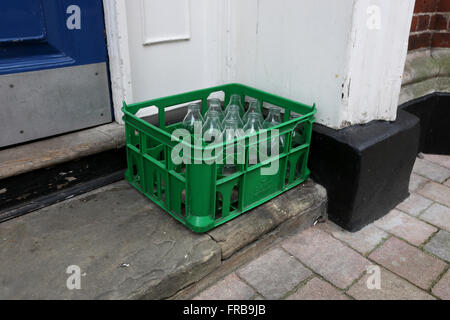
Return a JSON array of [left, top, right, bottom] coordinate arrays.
[[0, 122, 125, 180]]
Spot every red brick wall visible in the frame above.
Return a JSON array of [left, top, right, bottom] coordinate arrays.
[[409, 0, 450, 50]]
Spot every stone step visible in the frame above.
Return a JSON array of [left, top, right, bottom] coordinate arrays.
[[0, 123, 125, 180], [0, 179, 326, 299]]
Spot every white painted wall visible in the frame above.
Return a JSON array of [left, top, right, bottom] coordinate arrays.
[[227, 0, 354, 128], [107, 0, 415, 128]]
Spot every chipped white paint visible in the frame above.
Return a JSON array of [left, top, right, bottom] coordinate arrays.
[[342, 0, 415, 127]]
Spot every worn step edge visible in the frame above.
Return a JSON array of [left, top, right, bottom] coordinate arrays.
[[125, 237, 222, 300], [207, 180, 327, 260], [169, 186, 327, 300], [0, 123, 125, 180]]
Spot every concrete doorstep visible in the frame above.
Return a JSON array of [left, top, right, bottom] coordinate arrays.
[[0, 179, 326, 300]]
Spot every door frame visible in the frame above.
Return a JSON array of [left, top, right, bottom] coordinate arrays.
[[103, 0, 133, 124]]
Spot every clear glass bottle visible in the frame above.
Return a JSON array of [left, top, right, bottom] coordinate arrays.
[[263, 106, 283, 128], [202, 110, 223, 144], [243, 112, 264, 164], [182, 103, 203, 134], [243, 111, 263, 134], [242, 100, 264, 124], [225, 94, 245, 117], [205, 99, 225, 122], [263, 106, 285, 153], [290, 113, 305, 147], [222, 105, 244, 128], [222, 118, 243, 170]]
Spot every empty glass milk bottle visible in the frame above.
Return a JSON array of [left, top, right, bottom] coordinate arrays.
[[182, 103, 203, 134], [242, 100, 264, 124], [225, 94, 245, 117], [222, 118, 243, 171], [222, 104, 244, 128], [263, 106, 285, 154], [243, 112, 264, 164], [205, 99, 225, 122], [202, 110, 223, 144], [290, 113, 306, 147]]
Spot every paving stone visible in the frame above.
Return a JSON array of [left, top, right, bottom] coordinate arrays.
[[397, 193, 433, 216], [409, 173, 429, 192], [418, 181, 450, 207], [347, 267, 435, 300], [286, 277, 349, 300], [432, 270, 450, 300], [423, 154, 450, 169], [374, 209, 437, 246], [369, 237, 447, 290], [237, 248, 312, 300], [412, 158, 450, 183], [318, 221, 388, 255], [420, 203, 450, 232], [424, 230, 450, 262], [445, 179, 450, 187], [282, 228, 370, 289], [193, 273, 255, 300]]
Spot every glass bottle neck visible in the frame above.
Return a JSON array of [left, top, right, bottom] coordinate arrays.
[[229, 95, 241, 105]]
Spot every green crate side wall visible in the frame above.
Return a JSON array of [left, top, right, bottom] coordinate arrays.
[[124, 118, 314, 232]]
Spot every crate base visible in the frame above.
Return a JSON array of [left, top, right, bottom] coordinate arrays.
[[126, 170, 310, 233]]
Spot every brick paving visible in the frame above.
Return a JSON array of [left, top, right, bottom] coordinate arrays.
[[397, 193, 433, 216], [445, 179, 450, 188], [236, 248, 312, 299], [420, 203, 450, 232], [374, 209, 437, 246], [432, 270, 450, 300], [193, 273, 255, 300], [286, 277, 349, 300], [194, 156, 450, 300], [424, 230, 450, 263], [369, 237, 446, 290]]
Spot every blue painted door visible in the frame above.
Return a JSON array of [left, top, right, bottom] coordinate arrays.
[[0, 0, 112, 147]]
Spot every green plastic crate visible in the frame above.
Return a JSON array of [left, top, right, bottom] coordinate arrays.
[[122, 83, 316, 233]]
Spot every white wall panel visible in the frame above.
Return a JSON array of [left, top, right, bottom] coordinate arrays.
[[140, 0, 191, 45], [125, 0, 223, 111]]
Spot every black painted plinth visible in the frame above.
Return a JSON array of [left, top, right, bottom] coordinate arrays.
[[400, 92, 450, 155], [309, 110, 420, 232]]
